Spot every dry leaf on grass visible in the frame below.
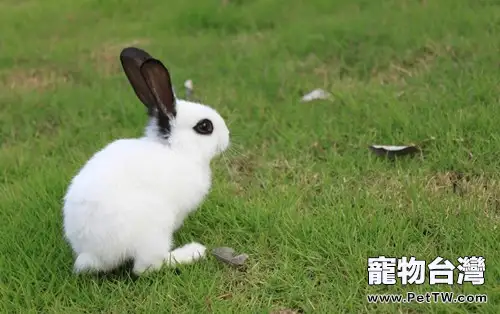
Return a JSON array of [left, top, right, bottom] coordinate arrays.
[[212, 247, 248, 267]]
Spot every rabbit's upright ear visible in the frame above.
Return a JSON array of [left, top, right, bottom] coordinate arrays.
[[139, 58, 177, 120], [120, 47, 158, 117]]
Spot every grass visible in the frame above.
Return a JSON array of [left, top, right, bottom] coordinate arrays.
[[1, 0, 500, 312]]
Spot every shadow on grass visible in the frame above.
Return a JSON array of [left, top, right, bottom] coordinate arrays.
[[80, 259, 183, 283]]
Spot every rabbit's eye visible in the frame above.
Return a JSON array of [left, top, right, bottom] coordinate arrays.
[[193, 119, 213, 135]]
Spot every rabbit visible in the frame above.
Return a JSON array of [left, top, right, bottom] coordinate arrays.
[[62, 47, 230, 275]]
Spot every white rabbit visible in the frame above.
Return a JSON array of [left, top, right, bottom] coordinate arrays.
[[62, 47, 230, 275]]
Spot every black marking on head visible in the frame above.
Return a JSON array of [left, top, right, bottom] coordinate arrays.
[[193, 119, 214, 135]]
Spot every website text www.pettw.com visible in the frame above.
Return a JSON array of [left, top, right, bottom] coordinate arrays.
[[367, 292, 487, 304]]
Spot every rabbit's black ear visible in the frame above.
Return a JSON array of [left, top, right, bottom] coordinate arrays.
[[139, 58, 177, 120], [119, 47, 158, 116]]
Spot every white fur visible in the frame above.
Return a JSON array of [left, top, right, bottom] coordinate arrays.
[[63, 99, 230, 275]]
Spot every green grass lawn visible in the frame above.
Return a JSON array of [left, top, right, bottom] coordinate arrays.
[[1, 0, 500, 312]]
